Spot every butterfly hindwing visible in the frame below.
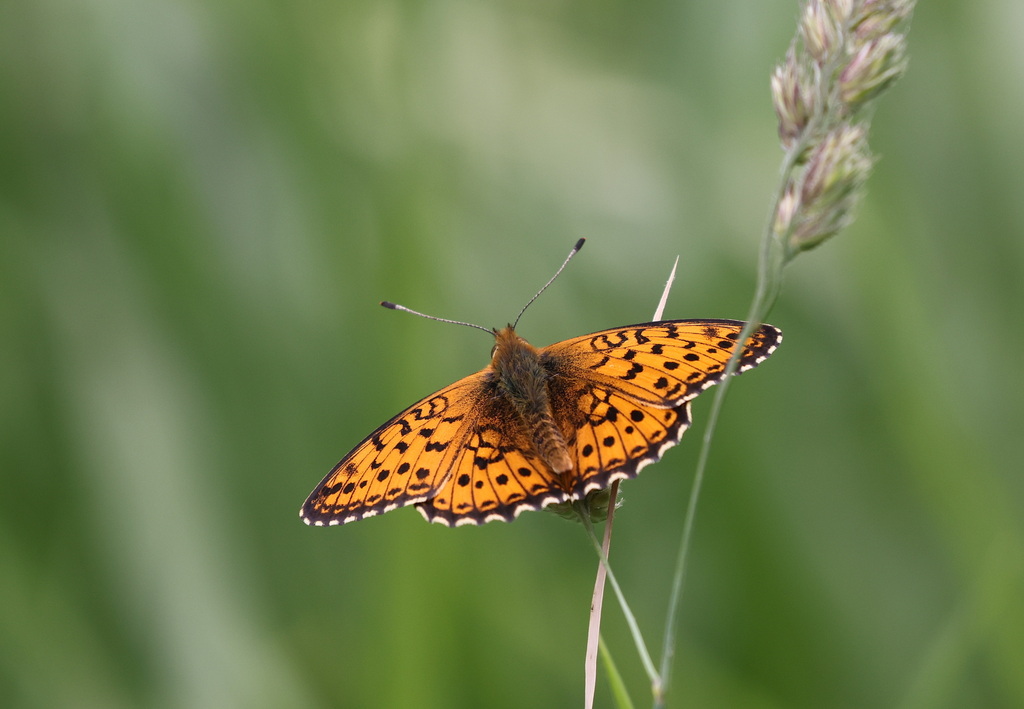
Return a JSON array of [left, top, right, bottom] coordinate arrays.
[[560, 385, 694, 498], [542, 319, 782, 407], [417, 396, 569, 526], [301, 373, 487, 526]]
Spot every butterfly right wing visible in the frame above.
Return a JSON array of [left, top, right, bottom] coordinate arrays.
[[543, 319, 782, 407], [543, 319, 781, 498], [300, 372, 488, 526], [547, 379, 695, 499]]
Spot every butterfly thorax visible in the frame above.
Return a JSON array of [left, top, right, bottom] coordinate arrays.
[[490, 326, 574, 477]]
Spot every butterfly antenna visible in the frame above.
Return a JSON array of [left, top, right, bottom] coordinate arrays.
[[381, 301, 495, 336], [512, 238, 586, 329]]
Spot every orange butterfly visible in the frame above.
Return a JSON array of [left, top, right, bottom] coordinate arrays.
[[301, 244, 781, 527]]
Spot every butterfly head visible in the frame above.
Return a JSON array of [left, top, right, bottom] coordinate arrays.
[[489, 325, 529, 359]]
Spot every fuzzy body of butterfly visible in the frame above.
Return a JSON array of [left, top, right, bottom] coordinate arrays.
[[301, 241, 781, 527]]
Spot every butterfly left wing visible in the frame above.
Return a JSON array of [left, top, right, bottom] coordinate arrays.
[[301, 372, 488, 526], [543, 319, 781, 497]]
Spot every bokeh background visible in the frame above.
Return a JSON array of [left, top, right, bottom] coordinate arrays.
[[3, 1, 1023, 707]]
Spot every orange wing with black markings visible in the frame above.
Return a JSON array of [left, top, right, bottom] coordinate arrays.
[[415, 412, 569, 526], [543, 319, 781, 406], [542, 319, 781, 499], [301, 373, 488, 526]]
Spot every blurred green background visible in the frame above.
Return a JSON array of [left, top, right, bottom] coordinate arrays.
[[3, 1, 1023, 707]]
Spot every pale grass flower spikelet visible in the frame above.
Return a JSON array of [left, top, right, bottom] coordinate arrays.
[[800, 124, 870, 206], [771, 51, 817, 149], [800, 0, 844, 64], [792, 124, 873, 251], [775, 125, 873, 254], [774, 183, 800, 239], [829, 0, 856, 23], [839, 34, 908, 110], [853, 0, 915, 40]]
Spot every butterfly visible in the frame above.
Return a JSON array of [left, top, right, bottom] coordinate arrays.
[[301, 317, 781, 527], [301, 241, 781, 527]]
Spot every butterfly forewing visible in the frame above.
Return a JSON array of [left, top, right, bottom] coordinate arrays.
[[301, 373, 488, 525], [542, 319, 782, 407]]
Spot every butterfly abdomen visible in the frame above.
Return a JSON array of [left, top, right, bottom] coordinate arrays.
[[490, 327, 574, 476], [526, 411, 573, 475]]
